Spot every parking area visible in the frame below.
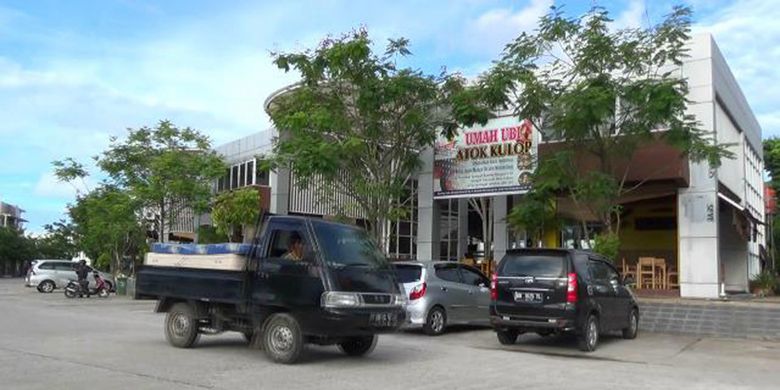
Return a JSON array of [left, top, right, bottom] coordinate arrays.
[[2, 278, 779, 390]]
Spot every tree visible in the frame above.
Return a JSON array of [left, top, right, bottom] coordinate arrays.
[[68, 186, 145, 275], [0, 227, 35, 275], [267, 29, 460, 250], [211, 188, 261, 243], [454, 6, 732, 258], [96, 120, 225, 242], [34, 220, 79, 260]]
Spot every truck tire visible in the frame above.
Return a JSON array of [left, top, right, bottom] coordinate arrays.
[[165, 302, 200, 348], [496, 329, 519, 345], [338, 335, 377, 357], [262, 313, 304, 364]]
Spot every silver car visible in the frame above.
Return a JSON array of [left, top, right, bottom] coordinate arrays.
[[25, 260, 115, 293], [395, 261, 491, 335]]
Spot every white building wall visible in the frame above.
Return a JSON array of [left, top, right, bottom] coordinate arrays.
[[678, 34, 720, 298]]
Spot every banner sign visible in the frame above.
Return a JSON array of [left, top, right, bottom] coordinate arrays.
[[433, 116, 538, 199]]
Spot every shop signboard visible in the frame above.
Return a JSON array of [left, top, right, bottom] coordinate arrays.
[[433, 116, 539, 199]]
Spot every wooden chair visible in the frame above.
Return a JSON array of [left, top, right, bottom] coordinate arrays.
[[637, 257, 656, 289], [667, 266, 679, 289], [653, 258, 667, 290], [620, 258, 636, 282]]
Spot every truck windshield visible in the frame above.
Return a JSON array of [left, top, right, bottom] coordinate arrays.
[[312, 222, 390, 269]]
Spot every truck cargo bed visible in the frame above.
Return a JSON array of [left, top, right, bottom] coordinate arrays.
[[136, 266, 247, 303]]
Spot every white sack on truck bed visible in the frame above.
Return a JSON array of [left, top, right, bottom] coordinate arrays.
[[144, 252, 247, 272]]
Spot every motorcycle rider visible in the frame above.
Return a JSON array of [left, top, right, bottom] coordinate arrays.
[[75, 260, 90, 297]]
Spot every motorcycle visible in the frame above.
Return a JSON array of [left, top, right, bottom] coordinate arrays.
[[64, 271, 110, 298]]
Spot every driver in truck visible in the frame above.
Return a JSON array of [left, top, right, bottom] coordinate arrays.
[[283, 232, 305, 261]]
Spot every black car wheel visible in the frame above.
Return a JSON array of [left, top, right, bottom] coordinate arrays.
[[262, 313, 304, 364], [577, 314, 599, 352], [165, 303, 200, 348], [622, 308, 639, 340], [38, 280, 55, 293], [496, 329, 519, 345], [423, 307, 447, 336], [338, 335, 377, 357]]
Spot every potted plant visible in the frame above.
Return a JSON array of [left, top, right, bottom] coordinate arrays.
[[750, 271, 777, 297]]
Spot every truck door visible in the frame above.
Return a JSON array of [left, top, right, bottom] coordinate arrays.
[[251, 219, 324, 316]]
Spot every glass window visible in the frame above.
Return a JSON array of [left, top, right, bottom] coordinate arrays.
[[53, 262, 73, 271], [239, 163, 246, 187], [312, 221, 390, 269], [460, 265, 488, 286], [38, 262, 55, 270], [499, 254, 565, 277], [246, 161, 254, 186], [394, 264, 423, 283], [435, 264, 461, 283], [588, 260, 613, 282], [231, 166, 239, 189]]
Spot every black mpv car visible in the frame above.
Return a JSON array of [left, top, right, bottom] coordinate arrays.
[[489, 249, 639, 352]]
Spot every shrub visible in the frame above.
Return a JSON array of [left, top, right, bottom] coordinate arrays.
[[593, 233, 620, 262]]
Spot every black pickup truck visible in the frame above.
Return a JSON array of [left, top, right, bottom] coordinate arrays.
[[136, 215, 407, 364]]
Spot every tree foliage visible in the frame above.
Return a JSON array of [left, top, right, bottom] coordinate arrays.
[[267, 29, 461, 249], [764, 138, 780, 192], [95, 120, 225, 242], [35, 220, 80, 260], [68, 186, 145, 275], [457, 5, 733, 249], [0, 227, 35, 274], [211, 188, 261, 242]]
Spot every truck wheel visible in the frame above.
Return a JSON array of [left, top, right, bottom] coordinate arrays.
[[338, 335, 377, 357], [165, 303, 200, 348], [496, 329, 519, 345], [262, 313, 304, 364], [423, 306, 446, 336], [577, 314, 599, 352]]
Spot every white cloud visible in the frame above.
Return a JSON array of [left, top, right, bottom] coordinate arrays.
[[613, 0, 646, 30], [33, 173, 82, 199], [459, 0, 553, 58]]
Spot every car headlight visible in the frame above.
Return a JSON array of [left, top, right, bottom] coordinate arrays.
[[392, 293, 408, 307], [321, 292, 361, 308]]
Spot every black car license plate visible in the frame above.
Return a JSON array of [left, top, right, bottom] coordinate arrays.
[[514, 291, 543, 303], [369, 312, 396, 327]]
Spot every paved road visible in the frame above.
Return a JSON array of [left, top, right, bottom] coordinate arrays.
[[2, 278, 778, 390]]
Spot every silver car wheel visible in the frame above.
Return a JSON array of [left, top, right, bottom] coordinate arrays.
[[169, 312, 191, 338], [39, 281, 54, 293], [269, 325, 294, 353], [587, 318, 598, 348], [430, 310, 445, 333]]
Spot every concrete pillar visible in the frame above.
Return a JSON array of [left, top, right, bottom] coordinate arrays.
[[457, 198, 469, 259], [269, 169, 290, 215], [492, 195, 508, 262], [417, 147, 440, 260]]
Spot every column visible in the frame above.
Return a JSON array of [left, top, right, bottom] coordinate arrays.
[[416, 147, 440, 260], [492, 195, 508, 262], [269, 168, 290, 215]]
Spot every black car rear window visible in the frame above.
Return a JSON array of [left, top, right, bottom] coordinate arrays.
[[394, 264, 422, 283], [499, 254, 566, 277]]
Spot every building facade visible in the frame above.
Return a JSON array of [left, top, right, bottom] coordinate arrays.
[[0, 200, 25, 230], [210, 34, 763, 299]]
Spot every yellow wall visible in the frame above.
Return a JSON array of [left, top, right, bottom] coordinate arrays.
[[619, 201, 677, 252]]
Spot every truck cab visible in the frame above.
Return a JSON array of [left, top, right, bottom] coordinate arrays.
[[137, 215, 406, 364]]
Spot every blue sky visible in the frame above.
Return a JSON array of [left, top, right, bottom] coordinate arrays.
[[1, 0, 778, 233]]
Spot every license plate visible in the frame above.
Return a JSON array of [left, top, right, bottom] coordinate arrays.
[[370, 312, 396, 327], [514, 292, 543, 303]]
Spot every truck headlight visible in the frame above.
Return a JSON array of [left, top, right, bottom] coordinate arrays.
[[321, 292, 361, 308], [392, 293, 408, 307]]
